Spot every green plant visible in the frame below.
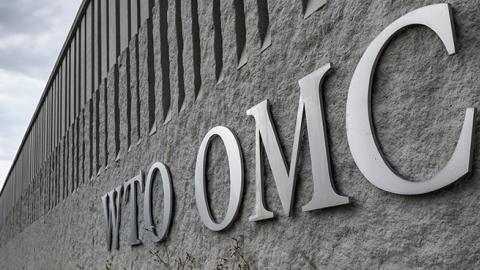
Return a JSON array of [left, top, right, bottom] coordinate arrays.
[[149, 248, 172, 267], [175, 252, 198, 270], [214, 236, 251, 270], [149, 246, 199, 269], [229, 237, 250, 270], [105, 259, 113, 270], [215, 258, 229, 270]]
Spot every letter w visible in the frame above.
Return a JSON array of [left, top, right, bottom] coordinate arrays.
[[101, 185, 123, 250]]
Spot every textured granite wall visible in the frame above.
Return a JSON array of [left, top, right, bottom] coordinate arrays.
[[1, 0, 480, 269]]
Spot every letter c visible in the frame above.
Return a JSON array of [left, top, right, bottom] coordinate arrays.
[[346, 4, 475, 195]]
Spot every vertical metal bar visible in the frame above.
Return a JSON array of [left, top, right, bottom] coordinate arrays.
[[53, 78, 57, 153], [80, 16, 86, 109], [109, 0, 120, 68], [86, 2, 93, 101], [140, 0, 153, 22], [77, 28, 82, 116], [42, 103, 46, 163], [72, 37, 77, 123], [131, 0, 140, 36], [120, 0, 131, 52], [61, 61, 65, 138], [66, 49, 71, 131], [48, 88, 52, 156], [94, 0, 102, 88], [101, 0, 109, 80]]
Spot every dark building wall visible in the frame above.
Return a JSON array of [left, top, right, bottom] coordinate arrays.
[[0, 0, 480, 269]]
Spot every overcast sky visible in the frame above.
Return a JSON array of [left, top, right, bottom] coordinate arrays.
[[0, 0, 82, 190]]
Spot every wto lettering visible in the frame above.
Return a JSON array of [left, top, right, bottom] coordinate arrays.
[[102, 4, 475, 250]]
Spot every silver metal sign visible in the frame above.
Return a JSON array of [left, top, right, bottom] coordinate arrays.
[[194, 126, 244, 231], [99, 3, 477, 249], [346, 3, 475, 195]]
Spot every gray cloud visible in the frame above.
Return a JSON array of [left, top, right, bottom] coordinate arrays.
[[0, 0, 82, 188], [0, 0, 81, 78], [0, 1, 49, 35]]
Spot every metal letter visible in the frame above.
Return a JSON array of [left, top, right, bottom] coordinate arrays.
[[123, 171, 144, 246], [346, 4, 475, 195], [101, 185, 123, 250], [195, 126, 244, 231], [304, 0, 327, 19], [247, 63, 349, 222], [143, 162, 173, 242]]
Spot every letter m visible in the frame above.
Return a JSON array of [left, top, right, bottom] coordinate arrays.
[[247, 63, 349, 222]]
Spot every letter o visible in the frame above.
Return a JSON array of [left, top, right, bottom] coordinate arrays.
[[194, 126, 244, 231], [143, 162, 173, 242]]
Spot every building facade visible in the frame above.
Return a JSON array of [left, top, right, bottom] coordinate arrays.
[[0, 0, 479, 269]]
